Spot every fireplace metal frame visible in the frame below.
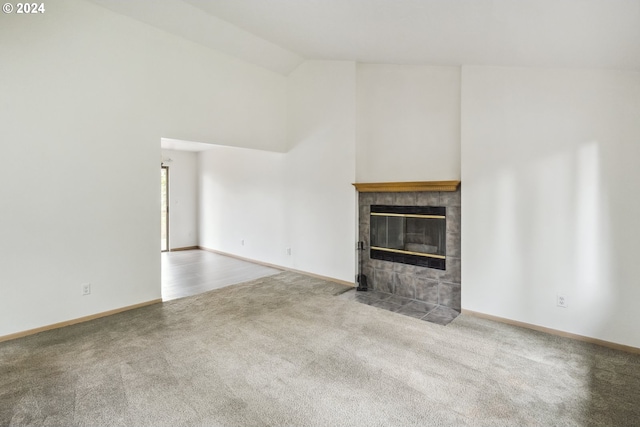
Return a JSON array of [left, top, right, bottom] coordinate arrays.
[[370, 205, 446, 270]]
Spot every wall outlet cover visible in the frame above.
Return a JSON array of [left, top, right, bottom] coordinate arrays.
[[557, 293, 568, 308]]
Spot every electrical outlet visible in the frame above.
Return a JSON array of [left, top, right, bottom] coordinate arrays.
[[82, 283, 91, 296], [286, 247, 292, 256], [241, 239, 245, 246], [557, 293, 568, 308]]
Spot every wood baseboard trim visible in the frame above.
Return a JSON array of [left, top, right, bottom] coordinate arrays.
[[283, 266, 356, 288], [0, 299, 162, 344], [170, 246, 199, 252], [198, 246, 356, 288], [462, 309, 640, 355]]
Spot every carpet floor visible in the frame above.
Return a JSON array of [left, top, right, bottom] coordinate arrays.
[[1, 271, 639, 426]]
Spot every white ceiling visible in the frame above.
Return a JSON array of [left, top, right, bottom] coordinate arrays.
[[90, 0, 640, 74], [86, 0, 303, 74], [161, 138, 217, 152]]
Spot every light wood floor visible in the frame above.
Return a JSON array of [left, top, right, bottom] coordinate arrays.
[[161, 249, 282, 301]]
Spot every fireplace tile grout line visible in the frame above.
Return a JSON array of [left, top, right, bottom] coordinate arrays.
[[418, 305, 438, 318]]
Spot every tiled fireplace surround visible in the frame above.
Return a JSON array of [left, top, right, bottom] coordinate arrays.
[[358, 188, 461, 312]]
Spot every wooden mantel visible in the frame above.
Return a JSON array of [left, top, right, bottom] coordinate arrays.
[[352, 180, 460, 192]]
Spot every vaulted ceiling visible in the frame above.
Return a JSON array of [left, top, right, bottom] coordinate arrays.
[[88, 0, 640, 75]]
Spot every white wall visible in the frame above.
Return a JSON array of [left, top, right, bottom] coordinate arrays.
[[356, 64, 461, 182], [162, 149, 198, 249], [285, 61, 358, 282], [461, 66, 640, 348], [196, 61, 358, 284], [0, 0, 286, 337], [198, 146, 287, 267]]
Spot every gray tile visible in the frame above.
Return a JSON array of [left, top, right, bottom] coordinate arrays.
[[361, 237, 370, 252], [446, 206, 461, 234], [354, 293, 374, 304], [370, 300, 402, 312], [415, 192, 440, 206], [414, 277, 439, 304], [374, 269, 394, 293], [395, 306, 430, 319], [441, 257, 461, 284], [408, 192, 422, 204], [384, 294, 414, 306], [362, 267, 374, 282], [373, 193, 394, 205], [414, 266, 442, 281], [366, 291, 393, 302], [439, 282, 461, 311], [392, 262, 419, 275], [439, 189, 461, 207], [422, 305, 460, 326], [394, 273, 415, 299], [393, 192, 416, 206], [371, 259, 394, 272], [358, 192, 374, 205], [359, 204, 370, 221], [446, 228, 461, 258], [376, 192, 393, 203], [404, 300, 437, 314]]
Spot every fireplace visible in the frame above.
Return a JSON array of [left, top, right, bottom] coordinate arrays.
[[370, 205, 446, 270], [355, 181, 461, 312]]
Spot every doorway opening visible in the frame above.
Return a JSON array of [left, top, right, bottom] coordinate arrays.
[[161, 165, 169, 252]]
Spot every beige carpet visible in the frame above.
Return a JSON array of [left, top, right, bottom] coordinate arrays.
[[1, 271, 639, 426]]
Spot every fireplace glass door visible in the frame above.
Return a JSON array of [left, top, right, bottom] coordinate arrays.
[[370, 205, 446, 269]]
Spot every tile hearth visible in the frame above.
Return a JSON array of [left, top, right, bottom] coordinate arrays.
[[337, 288, 459, 325]]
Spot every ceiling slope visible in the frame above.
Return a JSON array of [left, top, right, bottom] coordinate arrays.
[[85, 0, 304, 75], [184, 0, 640, 71]]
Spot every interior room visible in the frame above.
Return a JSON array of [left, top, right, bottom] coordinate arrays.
[[1, 0, 639, 425]]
